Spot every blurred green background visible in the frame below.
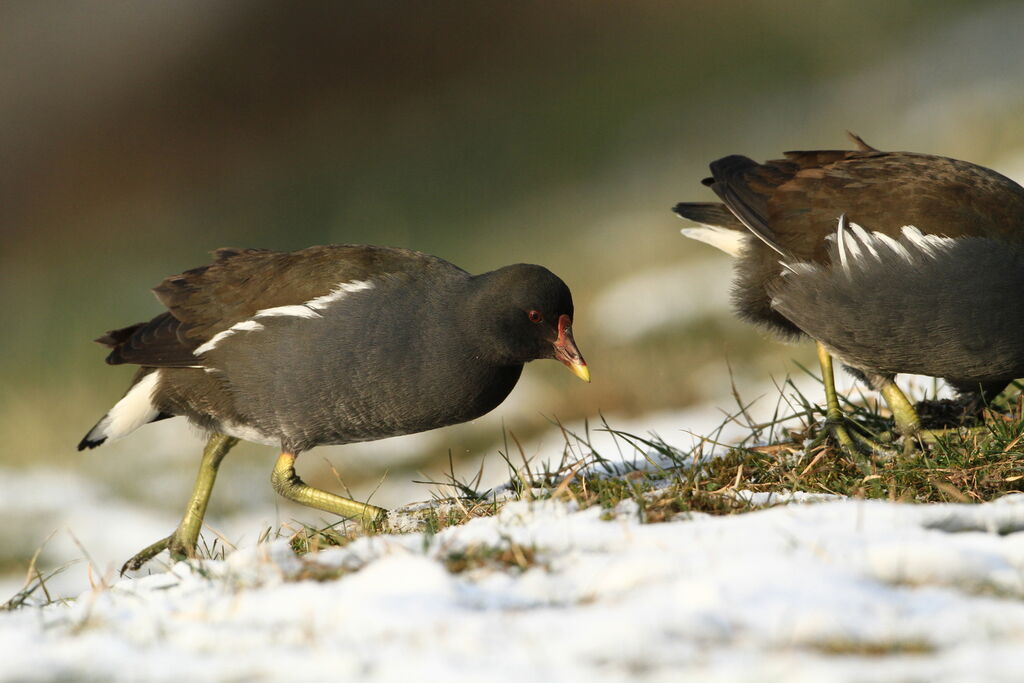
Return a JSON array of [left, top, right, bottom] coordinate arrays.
[[5, 1, 1024, 585]]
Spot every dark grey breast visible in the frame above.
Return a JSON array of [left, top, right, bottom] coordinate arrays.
[[100, 245, 532, 453]]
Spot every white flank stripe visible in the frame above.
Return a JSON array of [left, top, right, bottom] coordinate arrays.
[[836, 215, 851, 274], [306, 279, 375, 311], [193, 279, 376, 356], [849, 223, 881, 260], [778, 260, 817, 277], [680, 225, 748, 257], [91, 370, 161, 442], [843, 221, 865, 262], [900, 225, 954, 257], [255, 305, 321, 320], [232, 320, 264, 332], [872, 231, 913, 262], [194, 320, 265, 356]]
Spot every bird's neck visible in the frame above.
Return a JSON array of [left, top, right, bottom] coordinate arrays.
[[459, 273, 522, 367]]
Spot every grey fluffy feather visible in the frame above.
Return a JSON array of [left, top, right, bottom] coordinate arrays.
[[771, 232, 1024, 391]]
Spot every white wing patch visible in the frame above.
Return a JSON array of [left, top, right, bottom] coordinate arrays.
[[193, 279, 376, 356], [680, 225, 749, 257]]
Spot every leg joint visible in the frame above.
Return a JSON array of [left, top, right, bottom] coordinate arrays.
[[271, 452, 302, 496]]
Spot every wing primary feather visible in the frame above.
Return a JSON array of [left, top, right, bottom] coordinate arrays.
[[705, 156, 791, 258], [711, 183, 790, 257]]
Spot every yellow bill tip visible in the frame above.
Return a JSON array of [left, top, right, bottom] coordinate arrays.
[[569, 362, 590, 383]]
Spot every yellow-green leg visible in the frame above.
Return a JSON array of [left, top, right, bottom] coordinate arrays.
[[121, 433, 239, 573], [816, 342, 858, 452], [876, 378, 921, 437], [271, 452, 386, 524], [876, 377, 920, 454]]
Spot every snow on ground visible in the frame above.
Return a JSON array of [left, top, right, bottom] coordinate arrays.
[[0, 367, 826, 599], [3, 370, 1003, 682], [3, 491, 1024, 682], [0, 368, 952, 601]]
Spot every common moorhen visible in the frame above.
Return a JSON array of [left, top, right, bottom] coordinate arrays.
[[675, 134, 1024, 448], [80, 245, 589, 570]]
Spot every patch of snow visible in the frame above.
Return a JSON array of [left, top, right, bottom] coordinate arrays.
[[730, 489, 842, 506], [3, 494, 1024, 681], [7, 363, 960, 604]]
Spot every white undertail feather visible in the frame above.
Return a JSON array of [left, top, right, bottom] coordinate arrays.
[[85, 370, 162, 444], [193, 279, 376, 356], [679, 225, 748, 257]]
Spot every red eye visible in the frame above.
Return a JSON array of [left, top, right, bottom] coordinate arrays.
[[528, 310, 544, 323]]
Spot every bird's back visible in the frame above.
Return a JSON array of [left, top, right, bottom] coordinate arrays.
[[704, 145, 1024, 261], [197, 266, 523, 452], [677, 136, 1024, 336]]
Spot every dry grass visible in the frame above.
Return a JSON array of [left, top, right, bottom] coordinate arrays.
[[104, 375, 1024, 577]]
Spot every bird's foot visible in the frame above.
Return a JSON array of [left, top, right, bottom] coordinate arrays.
[[812, 416, 896, 459], [120, 532, 193, 575], [820, 418, 857, 452]]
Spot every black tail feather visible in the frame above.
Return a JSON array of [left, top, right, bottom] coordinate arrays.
[[672, 202, 744, 230], [77, 434, 107, 451], [76, 411, 173, 452]]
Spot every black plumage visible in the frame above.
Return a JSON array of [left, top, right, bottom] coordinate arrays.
[[80, 244, 588, 568]]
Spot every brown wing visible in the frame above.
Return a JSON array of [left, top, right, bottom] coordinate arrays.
[[100, 245, 463, 367], [97, 312, 198, 366], [705, 136, 1024, 262], [704, 154, 804, 256]]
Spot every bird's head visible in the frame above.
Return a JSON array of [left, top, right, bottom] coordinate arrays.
[[469, 264, 589, 382]]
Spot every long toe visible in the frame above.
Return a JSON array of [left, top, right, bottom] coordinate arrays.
[[120, 535, 173, 574]]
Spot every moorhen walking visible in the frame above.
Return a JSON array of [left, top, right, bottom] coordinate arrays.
[[80, 245, 589, 570], [675, 133, 1024, 449]]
